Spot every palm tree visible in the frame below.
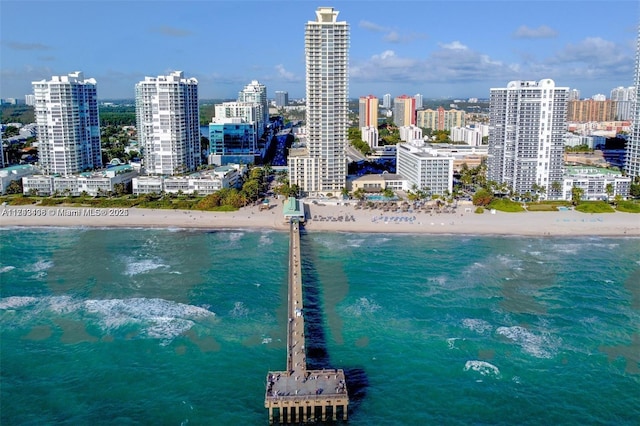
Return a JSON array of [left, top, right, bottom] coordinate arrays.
[[605, 183, 614, 202], [571, 186, 584, 205]]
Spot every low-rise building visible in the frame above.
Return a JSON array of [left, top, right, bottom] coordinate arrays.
[[350, 173, 405, 193], [22, 165, 137, 196], [132, 164, 246, 195], [0, 164, 39, 194], [562, 166, 631, 201]]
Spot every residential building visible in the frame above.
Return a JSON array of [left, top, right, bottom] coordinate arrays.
[[592, 94, 607, 101], [610, 86, 635, 102], [0, 164, 38, 194], [24, 94, 35, 106], [359, 95, 378, 128], [132, 164, 245, 195], [0, 142, 4, 168], [417, 107, 465, 131], [361, 127, 379, 149], [399, 125, 422, 142], [275, 91, 289, 107], [382, 93, 391, 109], [396, 141, 454, 195], [450, 125, 488, 146], [625, 26, 640, 178], [393, 95, 416, 127], [208, 117, 257, 166], [135, 71, 200, 175], [567, 99, 617, 122], [22, 165, 137, 196], [414, 93, 423, 109], [238, 80, 268, 134], [568, 88, 581, 101], [562, 166, 630, 201], [32, 71, 102, 175], [288, 6, 349, 195], [487, 79, 568, 199]]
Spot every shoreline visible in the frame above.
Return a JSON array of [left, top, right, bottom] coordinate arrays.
[[1, 202, 639, 237]]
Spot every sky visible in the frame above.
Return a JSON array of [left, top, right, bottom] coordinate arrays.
[[1, 0, 639, 101]]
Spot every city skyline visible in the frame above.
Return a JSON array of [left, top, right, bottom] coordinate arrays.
[[1, 1, 638, 100]]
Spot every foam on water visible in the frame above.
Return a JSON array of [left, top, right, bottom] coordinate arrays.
[[125, 258, 169, 276], [29, 260, 54, 273], [496, 325, 560, 359], [228, 232, 244, 244], [346, 238, 365, 248], [464, 360, 501, 378], [343, 297, 381, 317], [229, 301, 249, 318], [0, 265, 16, 273], [462, 318, 493, 335], [259, 233, 273, 246], [2, 295, 215, 345]]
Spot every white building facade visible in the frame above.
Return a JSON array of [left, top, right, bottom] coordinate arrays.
[[289, 7, 350, 195], [396, 142, 454, 195], [32, 72, 102, 175], [237, 80, 268, 134], [135, 71, 201, 175], [562, 167, 631, 201], [488, 79, 568, 199], [625, 26, 640, 178]]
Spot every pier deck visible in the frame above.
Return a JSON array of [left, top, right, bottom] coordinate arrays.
[[265, 220, 348, 423]]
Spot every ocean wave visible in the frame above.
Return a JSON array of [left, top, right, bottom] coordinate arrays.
[[1, 295, 215, 345], [496, 325, 560, 359], [0, 265, 15, 273], [229, 301, 249, 318], [29, 259, 54, 273], [228, 232, 244, 243], [464, 360, 501, 378], [462, 318, 493, 335]]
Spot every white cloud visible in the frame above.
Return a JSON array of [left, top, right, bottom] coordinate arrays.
[[513, 25, 558, 39], [439, 41, 468, 50], [359, 20, 389, 33], [275, 64, 298, 81]]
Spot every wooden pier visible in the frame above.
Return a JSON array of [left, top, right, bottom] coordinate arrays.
[[265, 220, 349, 423]]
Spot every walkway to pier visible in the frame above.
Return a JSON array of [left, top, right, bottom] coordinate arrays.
[[265, 220, 349, 423]]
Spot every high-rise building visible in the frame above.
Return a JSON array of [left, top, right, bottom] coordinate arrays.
[[393, 95, 416, 127], [359, 95, 378, 128], [568, 89, 581, 101], [487, 79, 568, 199], [275, 91, 289, 107], [567, 100, 617, 122], [238, 80, 268, 134], [288, 6, 349, 195], [610, 86, 635, 101], [382, 93, 392, 109], [135, 71, 200, 175], [625, 26, 640, 178], [32, 71, 102, 175], [414, 93, 423, 109], [24, 94, 35, 106]]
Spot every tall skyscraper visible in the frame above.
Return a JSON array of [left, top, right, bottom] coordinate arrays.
[[393, 95, 416, 127], [238, 80, 268, 134], [568, 88, 581, 101], [275, 91, 289, 107], [487, 79, 568, 199], [625, 26, 640, 178], [32, 71, 102, 175], [382, 93, 392, 109], [135, 71, 200, 175], [289, 6, 349, 194]]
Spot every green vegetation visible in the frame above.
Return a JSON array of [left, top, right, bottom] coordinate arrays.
[[347, 127, 371, 155], [99, 106, 136, 126], [472, 188, 493, 206], [474, 206, 485, 214], [487, 198, 525, 212], [0, 105, 34, 124], [565, 144, 593, 153], [615, 200, 640, 213], [574, 201, 616, 213]]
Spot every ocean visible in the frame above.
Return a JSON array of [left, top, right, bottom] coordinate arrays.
[[1, 227, 639, 425]]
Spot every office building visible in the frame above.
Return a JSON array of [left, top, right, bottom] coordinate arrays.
[[238, 80, 268, 134], [208, 117, 257, 165], [625, 26, 640, 178], [393, 95, 416, 127], [487, 79, 568, 199], [135, 71, 200, 175], [32, 72, 102, 175], [288, 6, 349, 195], [275, 91, 289, 107]]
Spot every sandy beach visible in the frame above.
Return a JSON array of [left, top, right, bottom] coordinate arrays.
[[1, 201, 638, 237]]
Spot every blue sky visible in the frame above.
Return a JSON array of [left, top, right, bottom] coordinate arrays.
[[1, 0, 638, 100]]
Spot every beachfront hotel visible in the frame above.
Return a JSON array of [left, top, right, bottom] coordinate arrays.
[[135, 71, 201, 175], [288, 6, 349, 196], [32, 72, 102, 175], [625, 26, 640, 178], [487, 79, 568, 200]]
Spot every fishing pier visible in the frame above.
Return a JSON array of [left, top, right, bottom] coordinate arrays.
[[265, 219, 349, 423]]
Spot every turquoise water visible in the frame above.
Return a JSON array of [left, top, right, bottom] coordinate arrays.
[[1, 227, 639, 425]]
